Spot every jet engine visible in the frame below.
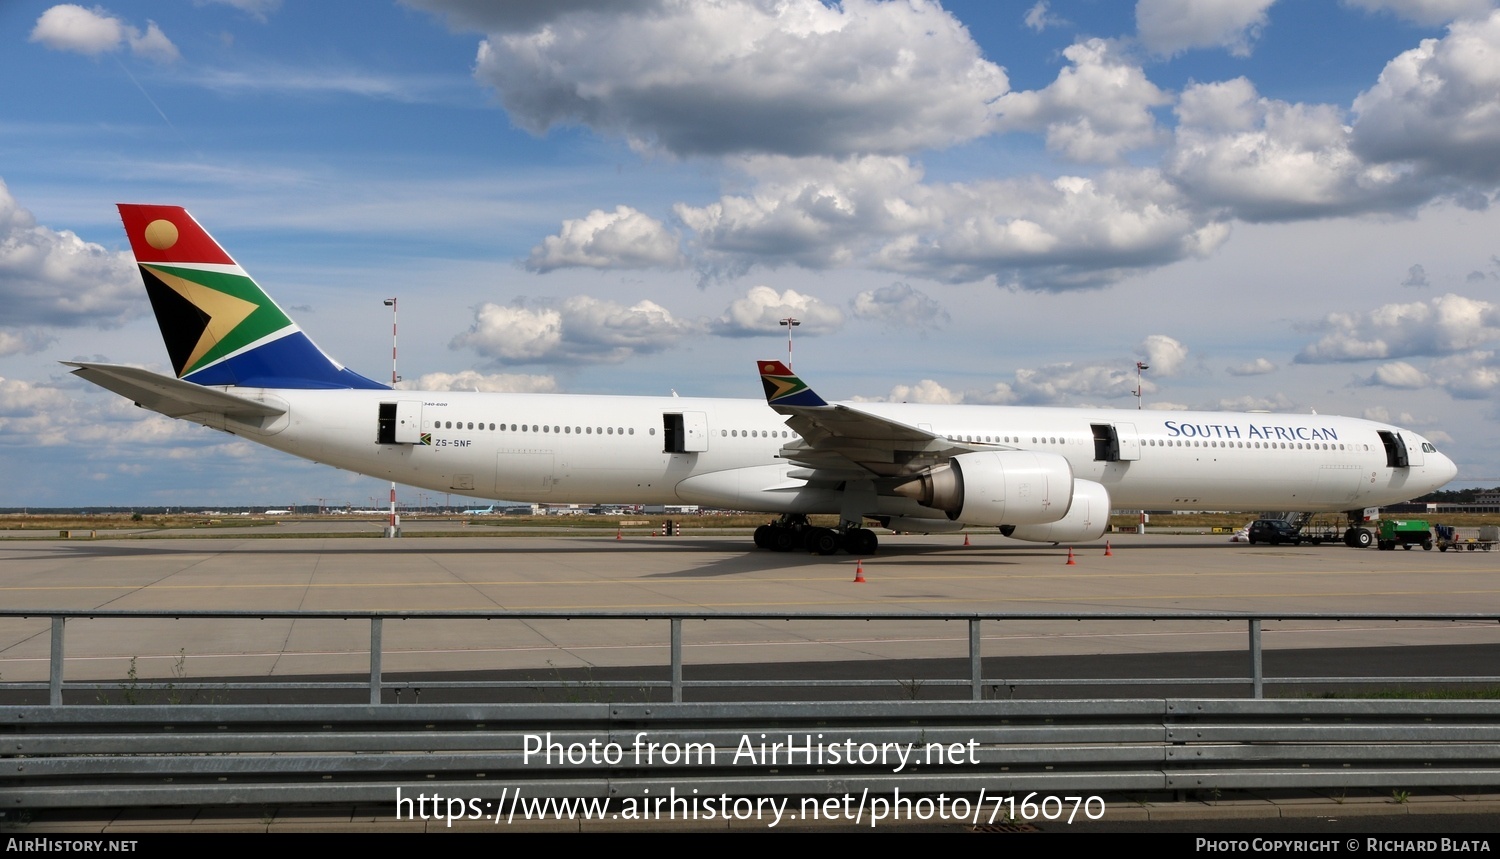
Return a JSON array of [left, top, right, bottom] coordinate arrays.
[[892, 450, 1074, 527], [1000, 479, 1111, 543]]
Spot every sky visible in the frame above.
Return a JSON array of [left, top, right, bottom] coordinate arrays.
[[3, 0, 1500, 508]]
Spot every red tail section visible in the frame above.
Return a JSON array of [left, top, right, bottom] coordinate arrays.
[[116, 204, 235, 266]]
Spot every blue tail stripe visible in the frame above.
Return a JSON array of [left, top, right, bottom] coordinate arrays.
[[182, 332, 388, 390]]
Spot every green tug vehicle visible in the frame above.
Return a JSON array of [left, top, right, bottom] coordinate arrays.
[[1376, 519, 1433, 551]]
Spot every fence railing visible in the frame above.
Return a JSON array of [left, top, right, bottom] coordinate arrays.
[[4, 609, 1498, 706], [8, 698, 1500, 809]]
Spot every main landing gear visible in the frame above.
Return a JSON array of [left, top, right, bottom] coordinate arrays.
[[1341, 508, 1374, 548], [754, 514, 879, 556]]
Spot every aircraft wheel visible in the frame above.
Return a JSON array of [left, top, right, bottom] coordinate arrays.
[[1354, 528, 1373, 549], [805, 527, 841, 556], [772, 528, 798, 552], [754, 525, 772, 549], [844, 528, 878, 555]]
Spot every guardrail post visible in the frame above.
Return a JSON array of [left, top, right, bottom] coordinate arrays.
[[49, 616, 65, 706], [671, 617, 683, 703], [1248, 618, 1263, 699], [969, 619, 983, 700], [369, 617, 383, 705]]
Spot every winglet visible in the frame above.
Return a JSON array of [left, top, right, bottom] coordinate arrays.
[[758, 360, 828, 407]]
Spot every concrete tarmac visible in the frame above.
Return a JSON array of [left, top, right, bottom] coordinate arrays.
[[1, 531, 1498, 684]]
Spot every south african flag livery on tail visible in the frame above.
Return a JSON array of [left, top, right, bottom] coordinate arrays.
[[758, 360, 828, 407], [116, 204, 385, 390]]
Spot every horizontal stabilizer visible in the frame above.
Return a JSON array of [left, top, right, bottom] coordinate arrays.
[[64, 362, 286, 419]]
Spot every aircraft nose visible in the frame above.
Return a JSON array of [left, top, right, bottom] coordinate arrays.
[[1435, 451, 1458, 485]]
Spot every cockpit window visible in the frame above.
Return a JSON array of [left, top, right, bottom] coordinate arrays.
[[1422, 442, 1437, 453]]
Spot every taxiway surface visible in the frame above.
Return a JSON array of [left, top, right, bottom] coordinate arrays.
[[1, 531, 1497, 684]]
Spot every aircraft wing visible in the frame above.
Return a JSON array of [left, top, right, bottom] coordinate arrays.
[[757, 360, 992, 479], [65, 362, 286, 419]]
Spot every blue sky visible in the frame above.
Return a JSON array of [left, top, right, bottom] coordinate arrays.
[[3, 0, 1500, 507]]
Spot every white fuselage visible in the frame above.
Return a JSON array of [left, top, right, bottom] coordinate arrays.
[[209, 388, 1457, 521]]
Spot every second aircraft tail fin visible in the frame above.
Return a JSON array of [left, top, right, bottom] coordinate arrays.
[[757, 360, 828, 407]]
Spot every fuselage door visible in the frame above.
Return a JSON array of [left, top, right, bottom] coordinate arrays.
[[663, 412, 710, 453], [1113, 422, 1141, 461], [395, 400, 423, 444], [682, 411, 709, 452], [1378, 430, 1410, 468]]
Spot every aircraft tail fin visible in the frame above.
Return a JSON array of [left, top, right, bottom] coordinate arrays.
[[116, 204, 386, 390], [757, 360, 828, 407]]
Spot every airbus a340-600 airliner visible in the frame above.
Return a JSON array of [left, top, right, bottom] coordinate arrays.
[[69, 205, 1458, 555]]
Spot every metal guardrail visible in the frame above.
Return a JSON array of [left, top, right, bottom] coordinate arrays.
[[3, 609, 1499, 705], [6, 699, 1500, 808], [4, 610, 1500, 810]]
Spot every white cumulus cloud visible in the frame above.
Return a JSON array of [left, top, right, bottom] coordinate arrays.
[[403, 370, 559, 393], [1136, 0, 1278, 57], [0, 180, 142, 333], [1227, 357, 1277, 376], [1024, 2, 1068, 31], [1365, 360, 1433, 387], [1344, 0, 1497, 26], [1169, 77, 1421, 221], [712, 286, 843, 337], [849, 282, 948, 329], [30, 5, 180, 62], [454, 0, 1009, 157], [678, 156, 1230, 290], [1296, 293, 1500, 362], [1351, 10, 1500, 184], [995, 39, 1170, 163], [1139, 334, 1190, 376], [526, 206, 682, 272], [452, 295, 697, 364]]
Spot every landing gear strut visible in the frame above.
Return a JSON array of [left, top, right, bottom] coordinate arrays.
[[754, 514, 879, 556], [1341, 509, 1373, 548]]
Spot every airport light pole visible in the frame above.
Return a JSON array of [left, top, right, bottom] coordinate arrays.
[[1135, 360, 1149, 534], [384, 298, 400, 539], [779, 317, 800, 369]]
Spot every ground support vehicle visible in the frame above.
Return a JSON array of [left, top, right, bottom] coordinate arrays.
[[1377, 519, 1433, 551], [1435, 524, 1498, 552]]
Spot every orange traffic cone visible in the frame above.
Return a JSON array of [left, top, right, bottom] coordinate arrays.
[[963, 533, 971, 546], [616, 527, 622, 540], [1103, 541, 1113, 557], [1065, 547, 1076, 565], [853, 560, 866, 583]]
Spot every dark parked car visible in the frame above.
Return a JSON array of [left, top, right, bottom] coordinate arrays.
[[1247, 519, 1302, 545]]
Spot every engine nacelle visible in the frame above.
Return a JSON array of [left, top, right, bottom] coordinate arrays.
[[1002, 479, 1111, 543], [892, 450, 1074, 527]]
